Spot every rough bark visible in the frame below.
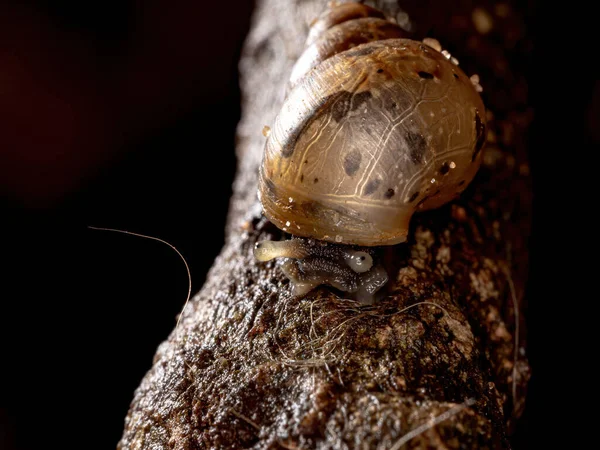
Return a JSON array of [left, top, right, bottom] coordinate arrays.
[[119, 0, 533, 448]]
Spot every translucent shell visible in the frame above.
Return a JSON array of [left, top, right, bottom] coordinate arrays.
[[304, 2, 386, 47], [289, 17, 407, 90], [259, 39, 486, 247]]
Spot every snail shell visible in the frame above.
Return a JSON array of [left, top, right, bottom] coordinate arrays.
[[258, 3, 486, 247], [305, 2, 386, 47], [289, 16, 407, 90]]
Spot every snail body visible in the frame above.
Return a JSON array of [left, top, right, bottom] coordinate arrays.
[[255, 238, 388, 299], [255, 2, 486, 301]]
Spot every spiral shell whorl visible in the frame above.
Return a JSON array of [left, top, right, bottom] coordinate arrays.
[[305, 2, 387, 46]]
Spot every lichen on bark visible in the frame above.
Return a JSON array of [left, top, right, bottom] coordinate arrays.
[[119, 0, 533, 448]]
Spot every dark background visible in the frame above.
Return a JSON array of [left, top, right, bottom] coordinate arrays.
[[0, 0, 594, 448]]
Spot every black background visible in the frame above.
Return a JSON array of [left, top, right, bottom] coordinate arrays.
[[0, 1, 594, 448]]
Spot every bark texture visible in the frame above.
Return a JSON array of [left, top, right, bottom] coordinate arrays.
[[119, 0, 533, 448]]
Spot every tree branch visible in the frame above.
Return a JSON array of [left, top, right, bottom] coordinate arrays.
[[119, 0, 532, 448]]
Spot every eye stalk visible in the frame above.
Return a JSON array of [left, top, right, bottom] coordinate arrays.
[[254, 240, 308, 262], [343, 251, 373, 273]]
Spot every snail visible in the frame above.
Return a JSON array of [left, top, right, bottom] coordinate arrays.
[[254, 2, 486, 302]]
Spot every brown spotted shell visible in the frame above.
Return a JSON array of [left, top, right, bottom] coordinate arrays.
[[259, 25, 486, 247]]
